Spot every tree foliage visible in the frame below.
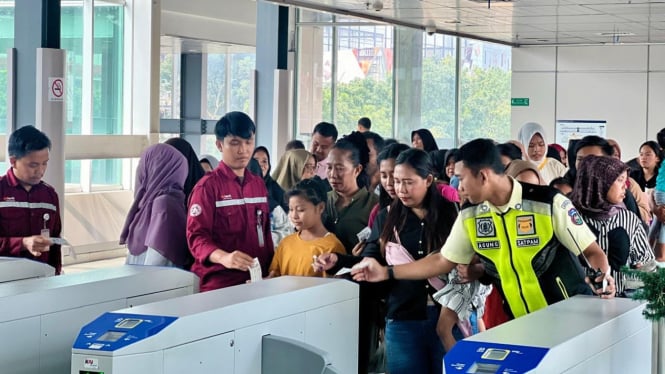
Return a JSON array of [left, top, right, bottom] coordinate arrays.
[[322, 56, 511, 144]]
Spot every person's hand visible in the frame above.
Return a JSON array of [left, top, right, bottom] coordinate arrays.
[[22, 235, 52, 256], [266, 270, 279, 279], [312, 253, 338, 272], [351, 241, 366, 256], [586, 272, 616, 299], [456, 262, 485, 283], [214, 250, 254, 271], [351, 258, 388, 282]]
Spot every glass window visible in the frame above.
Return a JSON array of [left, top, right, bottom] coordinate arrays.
[[295, 23, 332, 142], [92, 3, 124, 135], [61, 1, 126, 188], [205, 51, 256, 120], [458, 39, 511, 143], [205, 53, 227, 119], [160, 53, 181, 119], [420, 33, 457, 148], [0, 1, 13, 136], [61, 2, 83, 136], [334, 25, 393, 136], [91, 159, 121, 186]]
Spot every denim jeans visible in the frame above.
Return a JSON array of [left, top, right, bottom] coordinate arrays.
[[384, 305, 445, 374]]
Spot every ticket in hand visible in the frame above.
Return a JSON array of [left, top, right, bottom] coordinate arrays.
[[249, 258, 263, 282], [356, 227, 372, 242], [51, 237, 70, 246]]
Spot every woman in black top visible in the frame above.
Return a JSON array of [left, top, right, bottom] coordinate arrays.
[[316, 148, 458, 374], [630, 140, 661, 191]]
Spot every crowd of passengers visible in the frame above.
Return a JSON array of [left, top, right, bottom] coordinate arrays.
[[3, 114, 664, 374]]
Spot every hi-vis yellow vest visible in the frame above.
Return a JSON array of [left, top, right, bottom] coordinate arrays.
[[461, 197, 562, 318]]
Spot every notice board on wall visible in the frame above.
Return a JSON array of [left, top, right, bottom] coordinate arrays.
[[555, 120, 607, 147]]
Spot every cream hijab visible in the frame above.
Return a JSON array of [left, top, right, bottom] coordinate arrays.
[[272, 149, 314, 191]]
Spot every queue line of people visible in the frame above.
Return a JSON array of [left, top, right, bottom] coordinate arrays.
[[2, 117, 664, 374]]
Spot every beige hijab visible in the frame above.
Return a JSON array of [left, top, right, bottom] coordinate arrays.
[[272, 149, 314, 191], [505, 160, 545, 185]]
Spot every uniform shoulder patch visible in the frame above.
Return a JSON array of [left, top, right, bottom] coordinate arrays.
[[567, 208, 583, 225], [189, 203, 202, 217]]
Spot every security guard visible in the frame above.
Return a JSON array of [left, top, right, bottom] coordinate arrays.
[[352, 138, 616, 319]]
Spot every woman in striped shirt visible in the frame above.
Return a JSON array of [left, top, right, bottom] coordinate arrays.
[[570, 155, 655, 296]]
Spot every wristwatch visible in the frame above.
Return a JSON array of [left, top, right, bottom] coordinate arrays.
[[387, 265, 395, 280]]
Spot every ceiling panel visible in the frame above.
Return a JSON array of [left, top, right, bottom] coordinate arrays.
[[274, 0, 665, 45]]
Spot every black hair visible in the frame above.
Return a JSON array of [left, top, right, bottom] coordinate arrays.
[[444, 148, 460, 169], [429, 150, 448, 181], [215, 111, 256, 140], [376, 143, 410, 208], [332, 131, 371, 189], [657, 128, 665, 149], [547, 145, 562, 162], [549, 177, 571, 188], [363, 131, 385, 155], [358, 117, 371, 130], [640, 140, 662, 161], [411, 128, 439, 152], [564, 136, 614, 183], [286, 178, 328, 208], [497, 142, 522, 162], [312, 122, 338, 142], [383, 138, 398, 147], [574, 135, 614, 157], [285, 139, 305, 151], [379, 148, 457, 256], [457, 138, 504, 176], [8, 126, 51, 159]]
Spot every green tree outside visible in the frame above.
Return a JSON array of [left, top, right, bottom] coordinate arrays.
[[321, 55, 510, 144]]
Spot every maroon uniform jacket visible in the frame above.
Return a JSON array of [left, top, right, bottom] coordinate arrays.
[[0, 168, 62, 274], [187, 162, 273, 291]]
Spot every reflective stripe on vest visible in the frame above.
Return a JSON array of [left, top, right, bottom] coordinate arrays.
[[215, 197, 267, 208], [461, 201, 554, 318], [0, 201, 56, 211]]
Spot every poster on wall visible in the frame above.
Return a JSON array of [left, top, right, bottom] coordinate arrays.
[[555, 120, 607, 147]]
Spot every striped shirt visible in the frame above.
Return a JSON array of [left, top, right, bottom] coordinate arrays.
[[581, 208, 654, 295]]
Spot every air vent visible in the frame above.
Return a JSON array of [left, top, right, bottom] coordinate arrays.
[[597, 32, 634, 36]]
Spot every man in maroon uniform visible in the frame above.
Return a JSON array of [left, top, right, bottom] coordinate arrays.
[[187, 112, 274, 291], [0, 126, 61, 274]]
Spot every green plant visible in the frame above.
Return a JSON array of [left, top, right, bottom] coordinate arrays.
[[623, 266, 665, 321]]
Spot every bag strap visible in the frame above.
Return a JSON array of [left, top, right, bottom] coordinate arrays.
[[392, 226, 403, 246]]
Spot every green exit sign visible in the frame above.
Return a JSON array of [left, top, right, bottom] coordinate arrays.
[[511, 98, 530, 106]]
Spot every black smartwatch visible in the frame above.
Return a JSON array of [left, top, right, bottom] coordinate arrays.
[[387, 265, 395, 280]]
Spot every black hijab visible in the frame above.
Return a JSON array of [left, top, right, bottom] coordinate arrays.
[[164, 138, 206, 201], [411, 129, 439, 152], [250, 147, 287, 213]]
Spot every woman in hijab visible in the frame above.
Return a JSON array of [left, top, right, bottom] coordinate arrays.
[[252, 146, 289, 213], [164, 138, 205, 201], [120, 144, 189, 267], [505, 160, 546, 185], [517, 122, 567, 184], [411, 128, 439, 152], [570, 155, 654, 296], [199, 154, 219, 173], [272, 149, 317, 192]]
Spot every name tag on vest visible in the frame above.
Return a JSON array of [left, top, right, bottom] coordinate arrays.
[[477, 240, 500, 249], [516, 238, 540, 247]]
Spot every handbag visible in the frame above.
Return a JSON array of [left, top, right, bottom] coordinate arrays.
[[385, 227, 445, 290]]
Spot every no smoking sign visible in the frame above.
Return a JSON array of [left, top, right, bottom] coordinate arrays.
[[48, 77, 64, 102]]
